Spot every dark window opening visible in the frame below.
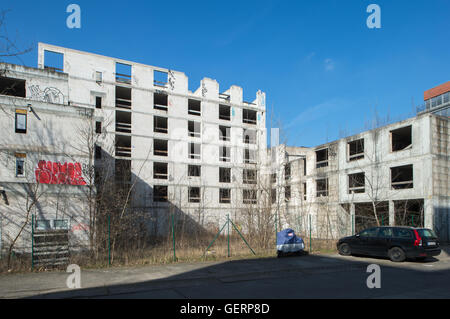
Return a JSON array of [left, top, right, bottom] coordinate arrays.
[[391, 165, 413, 189], [220, 188, 231, 204], [348, 172, 365, 194], [219, 126, 230, 141], [154, 139, 168, 157], [316, 178, 328, 197], [188, 165, 201, 177], [220, 146, 230, 162], [15, 110, 27, 134], [189, 187, 201, 203], [244, 149, 256, 164], [303, 159, 307, 175], [116, 62, 132, 84], [154, 92, 168, 111], [348, 139, 364, 161], [95, 96, 102, 109], [15, 154, 26, 177], [96, 121, 102, 134], [316, 149, 328, 168], [219, 104, 231, 121], [271, 189, 277, 204], [0, 77, 26, 97], [219, 167, 231, 183], [243, 169, 257, 184], [243, 189, 257, 204], [116, 110, 132, 133], [243, 109, 257, 125], [189, 143, 201, 159], [285, 163, 291, 180], [154, 116, 168, 134], [154, 162, 168, 180], [391, 126, 412, 152], [115, 135, 132, 157], [188, 121, 201, 138], [95, 145, 102, 160], [188, 99, 201, 116], [303, 182, 307, 201], [243, 129, 256, 144], [271, 173, 277, 184], [153, 185, 168, 202], [115, 86, 132, 110], [285, 186, 291, 201]]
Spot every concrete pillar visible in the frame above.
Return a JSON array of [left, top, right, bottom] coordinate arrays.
[[350, 203, 355, 235], [389, 200, 395, 226], [424, 198, 434, 230]]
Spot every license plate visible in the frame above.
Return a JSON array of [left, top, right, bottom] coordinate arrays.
[[428, 242, 436, 246]]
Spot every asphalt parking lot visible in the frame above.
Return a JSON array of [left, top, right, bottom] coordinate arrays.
[[1, 249, 450, 299]]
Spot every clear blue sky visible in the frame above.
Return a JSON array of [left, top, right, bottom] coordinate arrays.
[[3, 0, 449, 147]]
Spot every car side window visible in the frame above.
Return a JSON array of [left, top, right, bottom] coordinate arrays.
[[379, 228, 393, 238], [359, 228, 378, 238], [393, 228, 413, 239]]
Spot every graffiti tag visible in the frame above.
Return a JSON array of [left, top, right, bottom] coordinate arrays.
[[35, 161, 87, 185], [29, 85, 65, 104]]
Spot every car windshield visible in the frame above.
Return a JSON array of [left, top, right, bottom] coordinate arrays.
[[417, 229, 437, 238]]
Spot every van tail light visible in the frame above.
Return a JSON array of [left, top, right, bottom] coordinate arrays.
[[413, 229, 422, 247]]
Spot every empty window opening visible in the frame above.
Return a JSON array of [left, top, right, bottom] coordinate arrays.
[[188, 99, 201, 116], [391, 165, 413, 189], [243, 189, 257, 204], [348, 172, 365, 194], [219, 126, 230, 141], [153, 162, 168, 180], [188, 187, 201, 203], [154, 92, 168, 111], [116, 62, 132, 84], [189, 143, 201, 159], [285, 186, 291, 201], [219, 167, 231, 183], [220, 146, 231, 162], [394, 199, 424, 227], [316, 149, 328, 168], [355, 202, 389, 232], [303, 159, 307, 176], [15, 110, 27, 134], [243, 109, 257, 125], [115, 135, 132, 157], [188, 121, 201, 138], [0, 77, 26, 97], [219, 105, 231, 121], [154, 139, 168, 157], [95, 121, 102, 134], [243, 129, 256, 144], [115, 159, 131, 183], [95, 71, 103, 83], [188, 165, 201, 177], [303, 182, 307, 201], [391, 126, 412, 152], [271, 173, 277, 184], [154, 116, 168, 134], [220, 189, 231, 204], [154, 70, 168, 87], [115, 86, 132, 110], [285, 163, 291, 180], [316, 178, 329, 197], [15, 153, 26, 177], [44, 50, 64, 72], [348, 139, 364, 161], [95, 96, 102, 109], [116, 111, 132, 133], [153, 185, 168, 202], [244, 149, 257, 164], [243, 169, 257, 184]]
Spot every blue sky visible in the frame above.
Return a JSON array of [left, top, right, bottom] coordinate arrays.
[[2, 0, 449, 147]]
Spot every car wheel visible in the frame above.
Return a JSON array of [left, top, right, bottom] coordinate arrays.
[[388, 247, 406, 262], [338, 243, 351, 256], [277, 251, 282, 258]]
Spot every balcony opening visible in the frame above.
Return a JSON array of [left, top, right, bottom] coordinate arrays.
[[219, 126, 230, 142], [0, 77, 26, 97], [316, 178, 329, 197], [244, 149, 256, 164], [189, 143, 201, 159], [243, 129, 256, 144], [316, 148, 328, 168], [348, 172, 365, 194], [115, 159, 131, 184], [154, 139, 168, 157], [154, 70, 168, 88], [153, 185, 168, 202], [188, 165, 201, 177], [220, 188, 231, 204], [188, 121, 201, 138], [220, 146, 230, 162], [391, 126, 412, 152], [348, 139, 364, 161], [115, 135, 132, 158], [391, 165, 413, 189], [243, 189, 257, 204], [154, 92, 168, 111], [115, 86, 132, 110], [116, 111, 132, 133], [44, 50, 64, 72], [188, 99, 201, 116], [219, 167, 231, 183], [219, 104, 231, 121], [243, 169, 257, 184], [243, 109, 257, 125], [188, 187, 201, 203], [153, 162, 168, 180], [154, 116, 168, 134], [116, 62, 132, 84]]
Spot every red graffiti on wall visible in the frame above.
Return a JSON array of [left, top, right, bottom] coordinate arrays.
[[35, 161, 87, 185]]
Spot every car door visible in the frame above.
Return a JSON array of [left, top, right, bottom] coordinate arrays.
[[352, 227, 379, 255], [373, 227, 393, 257]]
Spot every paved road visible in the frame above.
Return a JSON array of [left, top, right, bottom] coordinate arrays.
[[1, 252, 450, 299]]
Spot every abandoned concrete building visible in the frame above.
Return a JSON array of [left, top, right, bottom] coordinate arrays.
[[272, 82, 449, 241], [0, 43, 267, 253]]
